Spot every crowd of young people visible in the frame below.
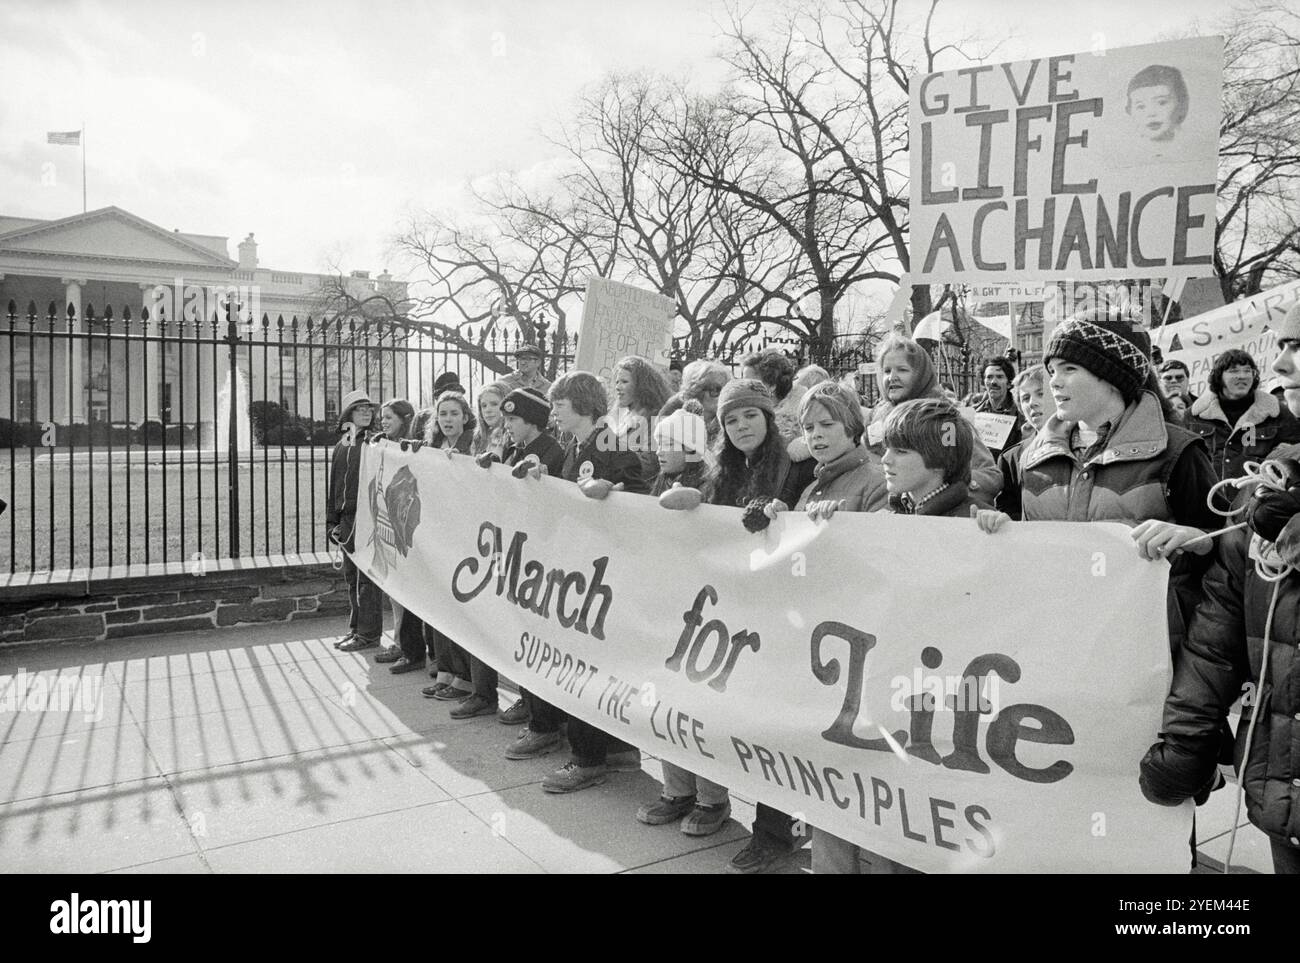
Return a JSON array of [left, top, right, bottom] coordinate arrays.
[[323, 306, 1300, 875]]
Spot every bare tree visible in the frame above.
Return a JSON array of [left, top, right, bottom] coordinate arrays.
[[1212, 2, 1300, 299]]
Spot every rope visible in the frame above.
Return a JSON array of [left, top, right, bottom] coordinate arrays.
[[1184, 458, 1290, 871], [1224, 578, 1279, 873]]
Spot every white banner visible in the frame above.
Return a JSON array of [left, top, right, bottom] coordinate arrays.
[[574, 278, 676, 381], [354, 441, 1192, 873], [1158, 280, 1300, 397], [909, 37, 1223, 283]]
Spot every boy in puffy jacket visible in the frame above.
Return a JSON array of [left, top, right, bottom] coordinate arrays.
[[1139, 308, 1300, 876]]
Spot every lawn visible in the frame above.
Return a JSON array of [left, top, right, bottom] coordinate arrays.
[[1, 447, 333, 573]]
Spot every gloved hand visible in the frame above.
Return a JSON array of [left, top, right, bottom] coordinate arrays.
[[1138, 742, 1220, 807], [475, 451, 500, 469], [1245, 460, 1300, 543]]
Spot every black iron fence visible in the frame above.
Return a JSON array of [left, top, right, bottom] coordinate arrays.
[[2, 298, 984, 575], [1, 300, 573, 574]]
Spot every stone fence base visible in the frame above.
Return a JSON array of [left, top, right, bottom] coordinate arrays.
[[0, 554, 351, 648]]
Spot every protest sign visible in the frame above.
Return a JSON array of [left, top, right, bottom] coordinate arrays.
[[354, 441, 1192, 873], [969, 411, 1019, 452], [1157, 280, 1300, 397], [574, 278, 676, 380], [967, 281, 1048, 302], [909, 37, 1223, 284]]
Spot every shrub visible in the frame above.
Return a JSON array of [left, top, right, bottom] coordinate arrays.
[[264, 422, 309, 446], [137, 420, 165, 444], [0, 419, 42, 447], [249, 401, 287, 444]]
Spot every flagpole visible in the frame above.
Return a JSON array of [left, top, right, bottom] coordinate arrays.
[[81, 123, 86, 213]]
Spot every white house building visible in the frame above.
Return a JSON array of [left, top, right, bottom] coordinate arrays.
[[0, 206, 408, 437]]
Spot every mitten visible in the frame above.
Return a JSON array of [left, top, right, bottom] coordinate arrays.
[[659, 483, 703, 511], [1245, 465, 1300, 543], [741, 496, 773, 533]]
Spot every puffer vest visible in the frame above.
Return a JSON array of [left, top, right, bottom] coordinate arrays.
[[1019, 392, 1196, 524]]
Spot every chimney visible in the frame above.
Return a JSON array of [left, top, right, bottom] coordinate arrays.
[[238, 233, 258, 271], [378, 269, 392, 282], [350, 270, 371, 279]]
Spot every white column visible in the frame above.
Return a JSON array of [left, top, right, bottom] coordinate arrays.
[[62, 277, 86, 422], [140, 283, 162, 420]]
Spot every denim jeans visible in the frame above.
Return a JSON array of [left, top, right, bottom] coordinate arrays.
[[660, 762, 728, 807], [397, 610, 430, 663], [342, 553, 382, 641], [522, 689, 563, 734], [429, 627, 470, 687], [566, 717, 635, 768], [467, 654, 498, 700]]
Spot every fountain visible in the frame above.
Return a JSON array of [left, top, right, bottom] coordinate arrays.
[[35, 364, 291, 468], [214, 367, 253, 456]]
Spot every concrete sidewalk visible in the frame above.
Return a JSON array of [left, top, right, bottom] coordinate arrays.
[[0, 617, 1275, 874]]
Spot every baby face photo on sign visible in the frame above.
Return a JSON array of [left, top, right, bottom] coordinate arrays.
[[1108, 52, 1220, 169]]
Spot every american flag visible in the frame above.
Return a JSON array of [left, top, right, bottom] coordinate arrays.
[[47, 130, 80, 146]]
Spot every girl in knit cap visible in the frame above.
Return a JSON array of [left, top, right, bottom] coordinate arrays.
[[701, 377, 815, 872], [741, 348, 812, 463], [865, 334, 1002, 507], [650, 399, 710, 497], [706, 379, 815, 510]]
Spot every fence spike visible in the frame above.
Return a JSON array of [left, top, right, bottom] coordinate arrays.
[[6, 299, 15, 319], [31, 300, 41, 320], [140, 306, 149, 323]]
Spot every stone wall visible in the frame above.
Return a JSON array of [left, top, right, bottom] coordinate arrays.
[[0, 562, 351, 648]]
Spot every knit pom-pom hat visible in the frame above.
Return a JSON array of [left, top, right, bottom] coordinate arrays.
[[654, 398, 708, 454], [1043, 309, 1152, 403], [717, 378, 775, 423]]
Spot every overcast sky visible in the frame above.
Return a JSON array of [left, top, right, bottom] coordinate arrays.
[[0, 0, 1231, 278]]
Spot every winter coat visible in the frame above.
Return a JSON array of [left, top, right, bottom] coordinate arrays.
[[708, 443, 816, 509], [651, 458, 708, 498], [327, 427, 373, 548], [865, 348, 1002, 507], [888, 482, 978, 518], [1186, 388, 1300, 484], [1018, 391, 1218, 527], [472, 424, 509, 461], [1139, 505, 1300, 848], [994, 441, 1026, 520], [505, 431, 566, 477], [561, 422, 650, 494], [793, 446, 888, 514], [1018, 389, 1220, 650], [428, 430, 474, 455]]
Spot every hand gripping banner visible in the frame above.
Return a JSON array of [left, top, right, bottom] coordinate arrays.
[[354, 440, 1193, 872]]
